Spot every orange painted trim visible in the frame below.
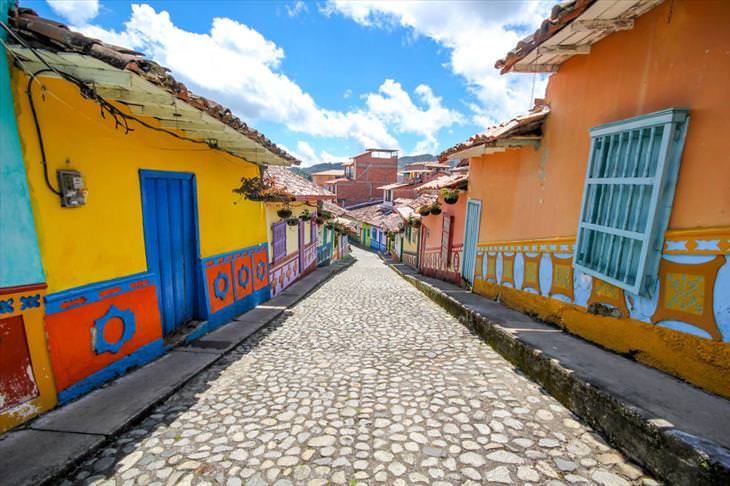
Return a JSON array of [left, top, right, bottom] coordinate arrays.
[[501, 253, 515, 287], [486, 253, 497, 282], [521, 254, 541, 292], [588, 279, 630, 318], [651, 255, 726, 340], [550, 254, 574, 300]]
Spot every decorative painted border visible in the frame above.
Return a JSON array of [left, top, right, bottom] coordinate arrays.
[[522, 253, 541, 292], [477, 227, 730, 256], [44, 272, 164, 402], [270, 251, 301, 297], [199, 242, 270, 329], [45, 272, 157, 315], [651, 255, 725, 340]]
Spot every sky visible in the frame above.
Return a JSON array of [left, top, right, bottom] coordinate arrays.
[[28, 0, 554, 166]]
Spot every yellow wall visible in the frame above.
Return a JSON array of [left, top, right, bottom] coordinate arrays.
[[12, 75, 267, 293]]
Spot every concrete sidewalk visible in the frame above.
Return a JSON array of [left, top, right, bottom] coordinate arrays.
[[0, 257, 354, 486], [385, 257, 730, 485]]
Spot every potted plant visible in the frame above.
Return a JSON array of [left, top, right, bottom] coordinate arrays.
[[418, 206, 431, 216], [299, 209, 311, 221], [409, 216, 422, 228], [430, 203, 442, 215], [286, 217, 299, 226], [441, 188, 460, 205], [277, 206, 292, 219], [316, 216, 325, 225]]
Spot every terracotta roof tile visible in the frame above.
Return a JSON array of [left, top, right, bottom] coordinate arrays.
[[265, 166, 335, 200], [417, 174, 468, 192], [439, 105, 549, 161], [6, 7, 299, 165], [495, 0, 595, 74]]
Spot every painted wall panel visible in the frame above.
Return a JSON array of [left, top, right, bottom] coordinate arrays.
[[11, 76, 267, 293], [0, 0, 44, 287]]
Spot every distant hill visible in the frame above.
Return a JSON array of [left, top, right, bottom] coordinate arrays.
[[291, 154, 436, 178]]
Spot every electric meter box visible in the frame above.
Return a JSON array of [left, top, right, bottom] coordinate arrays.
[[57, 169, 87, 207]]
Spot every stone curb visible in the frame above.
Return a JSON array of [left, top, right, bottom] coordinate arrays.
[[385, 259, 730, 486], [1, 256, 355, 486]]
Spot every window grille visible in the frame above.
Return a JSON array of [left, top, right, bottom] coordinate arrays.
[[574, 108, 689, 297]]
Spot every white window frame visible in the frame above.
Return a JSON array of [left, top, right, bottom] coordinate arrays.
[[573, 108, 689, 297]]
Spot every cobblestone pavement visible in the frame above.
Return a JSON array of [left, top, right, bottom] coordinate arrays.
[[62, 248, 657, 486]]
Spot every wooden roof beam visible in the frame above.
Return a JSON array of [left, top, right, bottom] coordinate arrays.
[[537, 44, 591, 56], [570, 18, 634, 32], [509, 63, 560, 73]]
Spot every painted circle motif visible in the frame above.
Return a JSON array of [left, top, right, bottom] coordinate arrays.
[[94, 305, 136, 355], [256, 261, 267, 281], [214, 272, 230, 300], [238, 265, 250, 288]]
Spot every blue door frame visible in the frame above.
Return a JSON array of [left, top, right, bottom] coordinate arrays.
[[140, 170, 201, 335], [461, 199, 482, 285]]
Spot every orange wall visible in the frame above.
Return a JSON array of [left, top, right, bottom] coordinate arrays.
[[421, 192, 468, 248], [471, 0, 730, 244]]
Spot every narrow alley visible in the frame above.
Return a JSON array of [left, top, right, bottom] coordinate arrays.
[[61, 248, 653, 486]]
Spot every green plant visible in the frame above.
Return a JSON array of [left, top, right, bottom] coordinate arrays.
[[299, 209, 311, 220], [286, 217, 299, 226], [418, 206, 431, 216], [409, 216, 422, 227], [233, 174, 292, 202], [276, 206, 292, 219], [430, 203, 442, 215], [316, 216, 325, 225], [441, 187, 460, 204]]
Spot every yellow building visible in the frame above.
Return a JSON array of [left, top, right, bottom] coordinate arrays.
[[1, 8, 297, 432]]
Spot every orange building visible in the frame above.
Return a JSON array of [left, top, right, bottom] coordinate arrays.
[[442, 0, 730, 398]]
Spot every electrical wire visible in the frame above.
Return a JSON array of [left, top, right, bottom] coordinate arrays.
[[0, 19, 272, 176], [26, 68, 61, 195]]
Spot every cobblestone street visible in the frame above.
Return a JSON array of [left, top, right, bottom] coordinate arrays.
[[63, 248, 655, 486]]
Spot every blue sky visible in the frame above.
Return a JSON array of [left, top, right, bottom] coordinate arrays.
[[30, 0, 552, 165]]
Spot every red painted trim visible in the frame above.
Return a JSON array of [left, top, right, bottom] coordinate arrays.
[[0, 283, 47, 295]]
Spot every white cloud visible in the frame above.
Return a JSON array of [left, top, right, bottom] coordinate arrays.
[[366, 80, 463, 154], [47, 0, 99, 25], [283, 142, 351, 167], [286, 1, 308, 17], [78, 4, 461, 154], [324, 0, 553, 128]]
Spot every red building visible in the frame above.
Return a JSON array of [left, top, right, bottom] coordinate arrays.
[[325, 149, 398, 208]]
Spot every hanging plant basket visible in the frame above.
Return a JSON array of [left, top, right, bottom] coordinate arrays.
[[430, 204, 442, 215], [441, 188, 460, 205], [299, 209, 311, 221], [286, 217, 299, 226], [418, 206, 431, 216], [277, 207, 292, 219], [316, 216, 325, 225], [409, 216, 422, 228]]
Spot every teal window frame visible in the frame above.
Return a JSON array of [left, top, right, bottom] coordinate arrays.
[[574, 108, 689, 297]]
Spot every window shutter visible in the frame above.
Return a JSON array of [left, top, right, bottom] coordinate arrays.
[[272, 221, 287, 263], [574, 108, 689, 296]]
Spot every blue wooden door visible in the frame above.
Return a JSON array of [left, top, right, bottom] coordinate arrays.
[[140, 171, 198, 335], [461, 199, 482, 284]]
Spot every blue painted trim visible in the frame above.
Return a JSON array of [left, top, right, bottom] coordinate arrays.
[[93, 305, 137, 354], [45, 271, 157, 315], [200, 242, 269, 265], [57, 338, 165, 404], [183, 285, 271, 344]]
